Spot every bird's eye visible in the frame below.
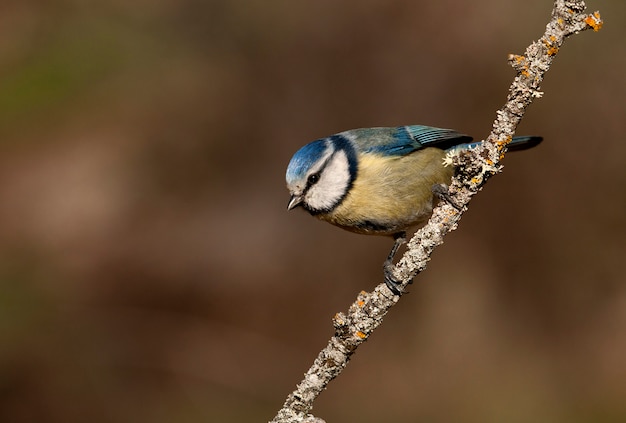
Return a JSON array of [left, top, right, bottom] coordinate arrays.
[[307, 174, 320, 185]]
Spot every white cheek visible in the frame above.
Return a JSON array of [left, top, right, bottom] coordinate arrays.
[[305, 150, 351, 211]]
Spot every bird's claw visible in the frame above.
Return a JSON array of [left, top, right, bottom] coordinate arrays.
[[432, 183, 462, 211], [383, 261, 404, 296], [383, 232, 409, 296]]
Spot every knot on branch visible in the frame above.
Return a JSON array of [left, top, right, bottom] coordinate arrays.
[[445, 142, 503, 192]]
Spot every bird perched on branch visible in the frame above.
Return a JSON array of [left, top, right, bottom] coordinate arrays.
[[285, 125, 542, 295]]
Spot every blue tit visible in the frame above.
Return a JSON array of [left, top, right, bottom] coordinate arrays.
[[285, 125, 542, 294]]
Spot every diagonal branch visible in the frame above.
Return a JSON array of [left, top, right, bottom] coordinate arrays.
[[271, 2, 602, 422]]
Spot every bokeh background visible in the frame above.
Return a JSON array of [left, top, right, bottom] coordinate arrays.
[[0, 1, 624, 422]]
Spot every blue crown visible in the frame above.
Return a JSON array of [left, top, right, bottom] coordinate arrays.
[[286, 139, 328, 184]]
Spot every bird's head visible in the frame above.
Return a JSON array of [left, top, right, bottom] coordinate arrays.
[[285, 136, 357, 214]]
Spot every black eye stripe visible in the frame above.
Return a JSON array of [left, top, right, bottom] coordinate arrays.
[[302, 172, 320, 195], [304, 154, 333, 190]]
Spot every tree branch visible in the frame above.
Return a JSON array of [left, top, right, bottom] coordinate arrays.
[[271, 2, 602, 422]]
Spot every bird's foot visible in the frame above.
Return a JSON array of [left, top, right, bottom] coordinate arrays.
[[384, 260, 404, 295], [383, 232, 408, 296], [432, 183, 462, 211]]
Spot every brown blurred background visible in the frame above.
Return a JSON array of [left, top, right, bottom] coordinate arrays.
[[0, 1, 624, 422]]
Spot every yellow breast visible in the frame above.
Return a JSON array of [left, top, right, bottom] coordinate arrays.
[[318, 148, 454, 235]]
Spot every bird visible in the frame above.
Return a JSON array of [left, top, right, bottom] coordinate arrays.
[[285, 125, 542, 295]]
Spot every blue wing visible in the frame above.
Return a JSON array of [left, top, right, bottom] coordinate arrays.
[[346, 126, 473, 157]]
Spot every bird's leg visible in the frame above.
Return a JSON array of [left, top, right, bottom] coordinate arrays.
[[383, 232, 408, 295], [432, 183, 462, 211]]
